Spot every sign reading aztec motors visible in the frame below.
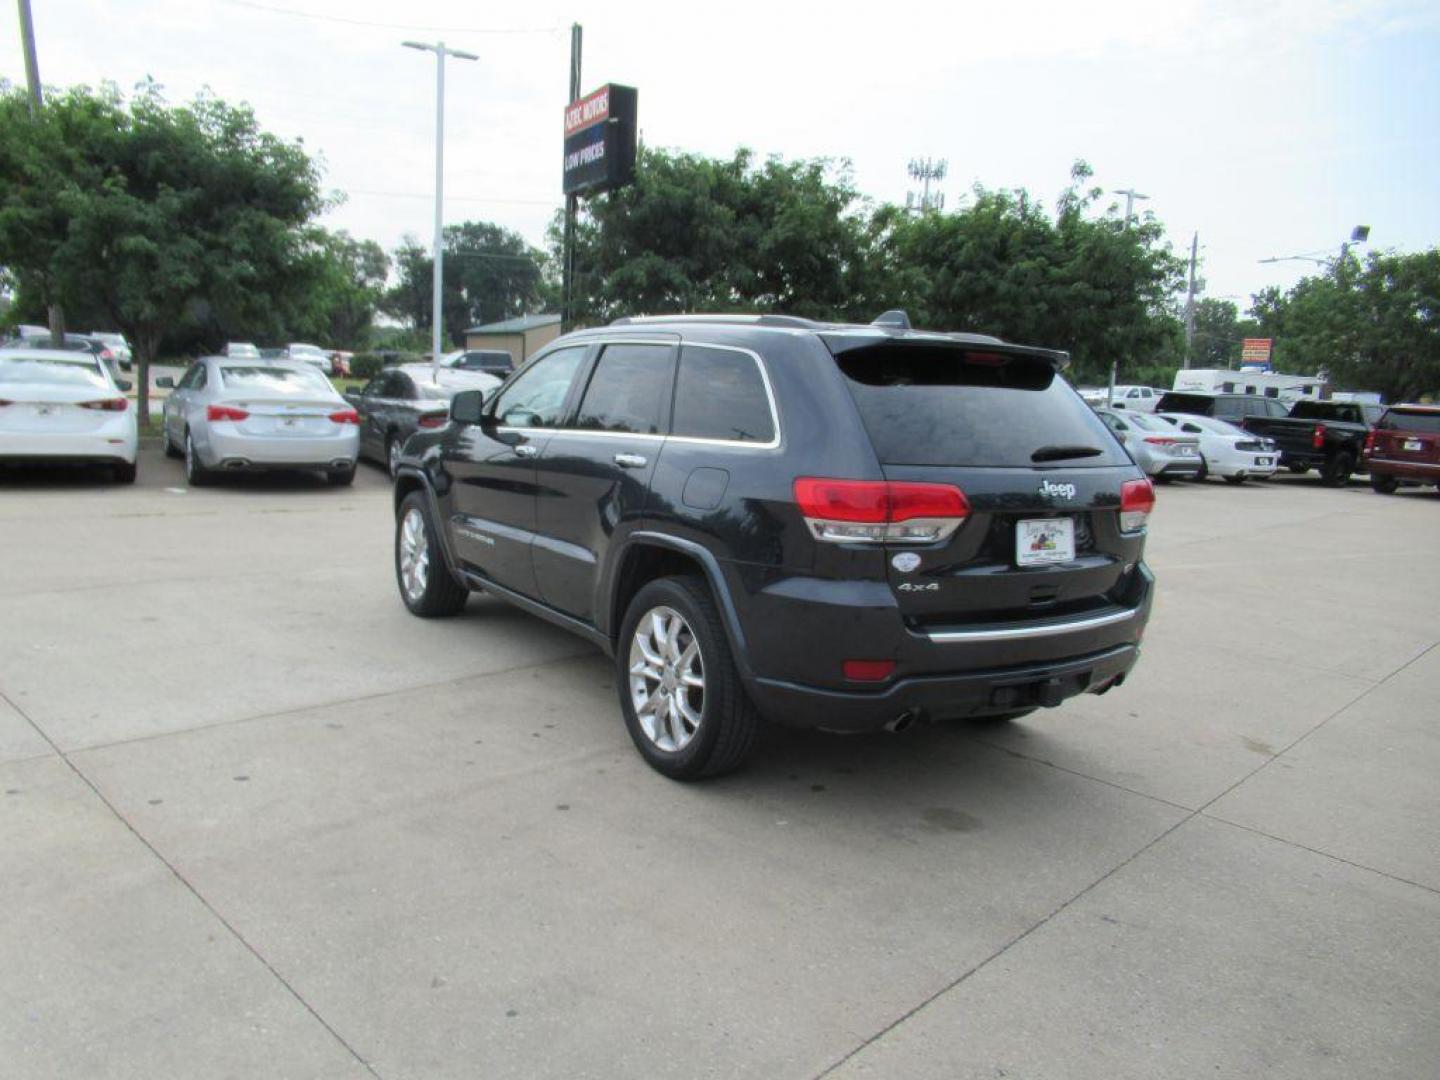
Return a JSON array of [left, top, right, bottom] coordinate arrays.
[[563, 84, 638, 197]]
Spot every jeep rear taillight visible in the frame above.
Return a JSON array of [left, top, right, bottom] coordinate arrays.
[[793, 478, 969, 544], [1312, 424, 1326, 449], [1119, 478, 1154, 533]]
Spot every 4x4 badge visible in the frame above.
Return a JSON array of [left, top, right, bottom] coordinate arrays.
[[1039, 480, 1078, 500]]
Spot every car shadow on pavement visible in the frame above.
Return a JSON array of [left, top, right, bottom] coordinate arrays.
[[0, 462, 128, 488]]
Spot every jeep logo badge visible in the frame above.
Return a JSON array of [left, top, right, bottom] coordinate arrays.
[[1039, 480, 1078, 500]]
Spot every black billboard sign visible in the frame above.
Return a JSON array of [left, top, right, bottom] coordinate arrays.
[[562, 83, 637, 197]]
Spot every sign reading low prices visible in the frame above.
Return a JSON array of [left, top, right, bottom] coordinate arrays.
[[1241, 338, 1273, 367], [563, 84, 638, 197]]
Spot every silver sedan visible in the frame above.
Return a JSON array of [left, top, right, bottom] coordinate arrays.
[[1097, 408, 1203, 480], [157, 357, 359, 486]]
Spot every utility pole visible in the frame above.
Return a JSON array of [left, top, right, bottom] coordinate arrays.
[[561, 23, 582, 331], [1182, 231, 1199, 369], [17, 0, 66, 346], [17, 0, 42, 114], [403, 39, 479, 382], [1113, 187, 1149, 228], [906, 158, 947, 213]]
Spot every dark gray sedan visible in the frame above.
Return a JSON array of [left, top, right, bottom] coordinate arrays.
[[346, 368, 458, 477]]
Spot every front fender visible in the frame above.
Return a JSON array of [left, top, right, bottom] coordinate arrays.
[[393, 465, 462, 581]]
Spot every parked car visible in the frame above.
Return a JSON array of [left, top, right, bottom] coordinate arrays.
[[1243, 399, 1384, 486], [282, 343, 334, 375], [1364, 405, 1440, 494], [1097, 408, 1203, 480], [397, 361, 501, 399], [390, 312, 1156, 778], [1153, 413, 1279, 483], [1153, 391, 1290, 430], [157, 357, 358, 485], [88, 331, 133, 371], [1094, 385, 1162, 412], [0, 345, 137, 482], [222, 342, 261, 358], [343, 368, 452, 477], [443, 349, 515, 379], [0, 333, 125, 382]]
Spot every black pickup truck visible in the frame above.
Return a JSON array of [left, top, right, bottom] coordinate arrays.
[[1245, 400, 1385, 485]]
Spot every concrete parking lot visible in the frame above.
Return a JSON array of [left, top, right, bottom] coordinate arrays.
[[2, 448, 1437, 1079]]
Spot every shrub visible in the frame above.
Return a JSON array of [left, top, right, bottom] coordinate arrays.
[[350, 353, 383, 379]]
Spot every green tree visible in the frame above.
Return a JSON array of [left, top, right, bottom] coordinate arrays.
[[290, 229, 389, 348], [384, 223, 545, 348], [1190, 298, 1243, 368], [0, 82, 324, 421], [559, 147, 872, 326], [1252, 250, 1440, 402]]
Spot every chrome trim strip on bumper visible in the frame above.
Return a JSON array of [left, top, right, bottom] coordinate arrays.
[[921, 606, 1138, 643]]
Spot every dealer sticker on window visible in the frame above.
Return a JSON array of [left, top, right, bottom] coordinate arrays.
[[1016, 518, 1075, 567]]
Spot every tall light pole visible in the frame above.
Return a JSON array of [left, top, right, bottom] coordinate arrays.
[[403, 40, 478, 381], [1182, 231, 1199, 369], [1113, 187, 1149, 228]]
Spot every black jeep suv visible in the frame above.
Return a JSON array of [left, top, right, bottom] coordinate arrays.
[[392, 314, 1156, 778]]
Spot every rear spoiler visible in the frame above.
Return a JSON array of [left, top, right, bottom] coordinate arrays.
[[818, 330, 1070, 372]]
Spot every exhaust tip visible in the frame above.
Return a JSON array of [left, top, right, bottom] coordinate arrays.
[[884, 711, 918, 734]]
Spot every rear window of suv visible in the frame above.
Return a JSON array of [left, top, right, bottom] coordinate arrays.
[[834, 345, 1127, 467], [1379, 409, 1440, 434]]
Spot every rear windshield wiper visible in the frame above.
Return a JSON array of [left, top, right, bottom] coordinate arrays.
[[1031, 445, 1104, 462]]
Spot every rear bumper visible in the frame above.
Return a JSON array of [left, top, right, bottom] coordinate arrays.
[[728, 560, 1154, 731], [749, 643, 1140, 731], [1154, 459, 1202, 477], [1366, 457, 1440, 481], [0, 430, 137, 464], [202, 427, 358, 469]]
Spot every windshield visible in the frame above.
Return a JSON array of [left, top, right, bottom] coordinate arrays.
[[834, 344, 1128, 468], [219, 365, 331, 393], [0, 353, 110, 388]]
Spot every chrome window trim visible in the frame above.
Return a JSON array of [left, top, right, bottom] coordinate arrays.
[[495, 338, 782, 450]]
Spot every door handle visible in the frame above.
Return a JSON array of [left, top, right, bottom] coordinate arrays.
[[514, 444, 538, 458], [613, 453, 647, 469]]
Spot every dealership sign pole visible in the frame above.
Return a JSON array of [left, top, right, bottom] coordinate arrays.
[[562, 24, 583, 332]]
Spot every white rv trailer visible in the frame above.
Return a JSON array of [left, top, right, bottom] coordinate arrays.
[[1171, 368, 1325, 405]]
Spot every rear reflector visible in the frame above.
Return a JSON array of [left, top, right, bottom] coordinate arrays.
[[78, 398, 128, 412], [793, 478, 970, 544], [207, 404, 249, 422], [1119, 477, 1155, 533], [417, 412, 448, 429], [328, 409, 360, 424], [843, 659, 896, 682]]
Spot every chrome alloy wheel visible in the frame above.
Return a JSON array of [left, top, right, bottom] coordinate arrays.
[[629, 606, 705, 752], [388, 438, 402, 478], [398, 507, 430, 602]]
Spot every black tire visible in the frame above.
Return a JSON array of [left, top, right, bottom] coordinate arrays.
[[1223, 474, 1246, 485], [1319, 451, 1355, 487], [184, 430, 213, 486], [1287, 462, 1309, 474], [617, 574, 760, 779], [1370, 473, 1399, 494], [328, 465, 356, 486], [1194, 456, 1209, 482], [395, 491, 468, 617], [164, 429, 182, 459], [113, 460, 137, 484]]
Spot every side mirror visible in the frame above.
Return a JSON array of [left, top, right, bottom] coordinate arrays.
[[116, 379, 133, 392], [450, 389, 486, 425], [156, 376, 175, 389]]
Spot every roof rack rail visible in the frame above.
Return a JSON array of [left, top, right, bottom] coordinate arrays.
[[607, 313, 821, 329]]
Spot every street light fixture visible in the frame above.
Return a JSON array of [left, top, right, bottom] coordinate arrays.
[[403, 40, 479, 381], [1260, 226, 1370, 270], [1113, 188, 1149, 228]]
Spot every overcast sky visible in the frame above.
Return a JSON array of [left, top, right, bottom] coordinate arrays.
[[6, 0, 1438, 311]]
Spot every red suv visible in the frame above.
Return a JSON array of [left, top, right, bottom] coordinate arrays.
[[1364, 405, 1440, 494]]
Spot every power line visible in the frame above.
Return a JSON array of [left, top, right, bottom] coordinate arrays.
[[343, 188, 560, 208], [217, 0, 560, 35]]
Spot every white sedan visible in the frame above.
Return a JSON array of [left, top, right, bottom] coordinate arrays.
[[0, 347, 138, 482], [1154, 412, 1280, 483]]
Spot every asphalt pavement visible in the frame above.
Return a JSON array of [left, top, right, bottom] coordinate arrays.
[[1, 449, 1437, 1079]]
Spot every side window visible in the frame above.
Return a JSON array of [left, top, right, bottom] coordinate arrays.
[[1268, 400, 1288, 417], [574, 343, 675, 435], [394, 373, 417, 401], [177, 365, 201, 390], [1182, 422, 1202, 433], [361, 376, 382, 397], [192, 365, 207, 391], [1126, 388, 1140, 399], [1265, 387, 1279, 398], [1103, 414, 1128, 433], [673, 345, 776, 444], [493, 347, 586, 428], [1222, 381, 1236, 393]]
